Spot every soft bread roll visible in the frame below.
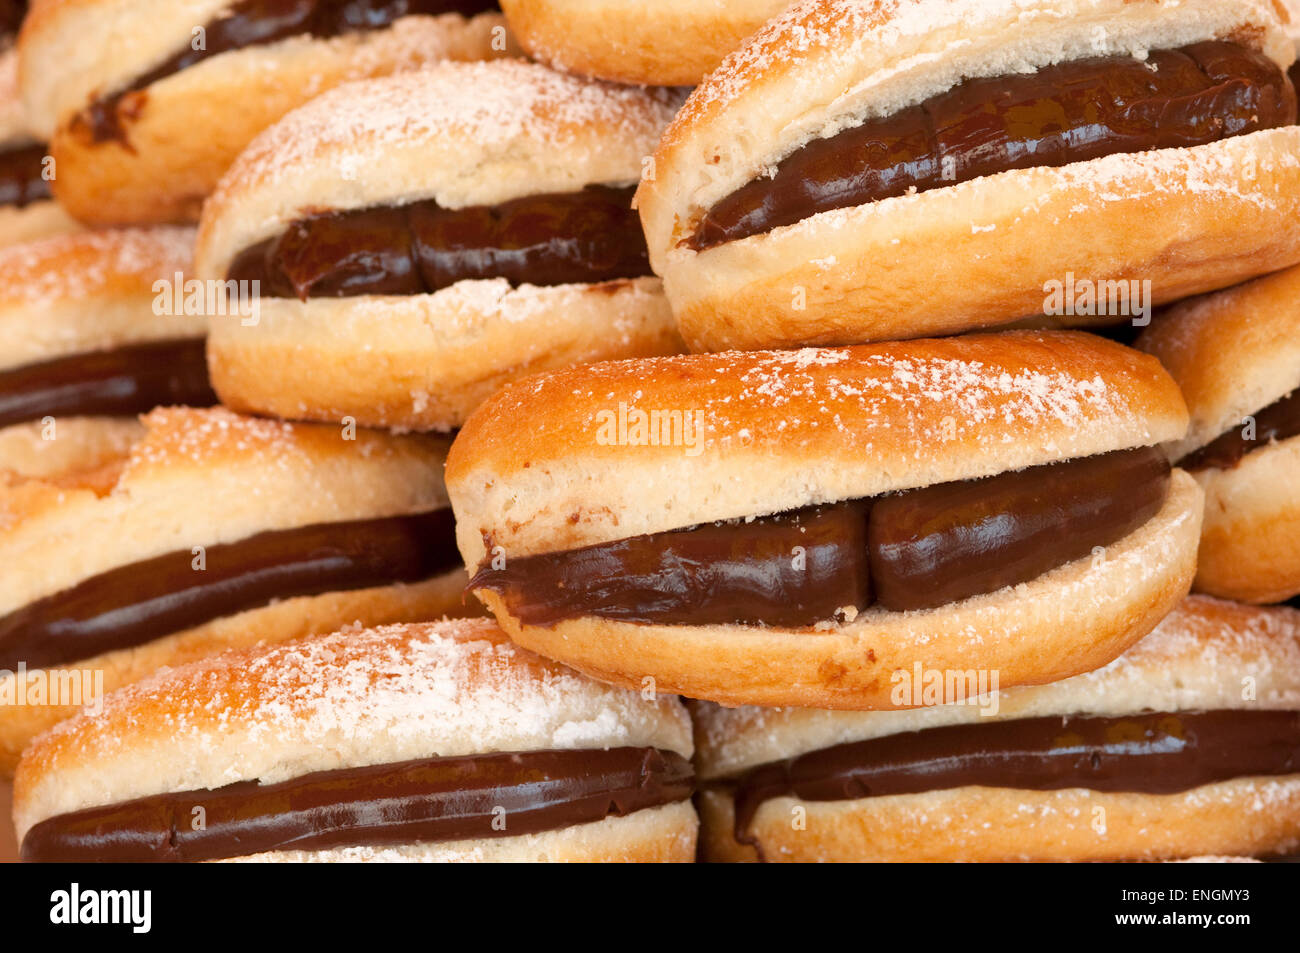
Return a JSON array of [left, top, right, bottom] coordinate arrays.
[[0, 406, 468, 770], [635, 0, 1300, 351], [197, 61, 685, 431], [694, 595, 1300, 861], [1137, 267, 1300, 603], [499, 0, 791, 85], [0, 49, 75, 247], [13, 618, 698, 862], [18, 2, 511, 224], [447, 331, 1203, 708]]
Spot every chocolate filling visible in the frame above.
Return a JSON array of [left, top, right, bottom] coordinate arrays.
[[0, 509, 459, 672], [0, 338, 217, 431], [689, 41, 1296, 250], [226, 185, 651, 299], [0, 143, 51, 209], [21, 746, 693, 862], [0, 0, 23, 41], [469, 447, 1170, 627], [1178, 387, 1300, 471], [73, 0, 500, 145], [725, 710, 1300, 852]]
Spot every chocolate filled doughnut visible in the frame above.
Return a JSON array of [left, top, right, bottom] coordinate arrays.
[[197, 60, 685, 431], [0, 406, 473, 772], [447, 330, 1203, 709], [0, 228, 213, 479], [1137, 263, 1300, 605], [636, 0, 1300, 352], [694, 596, 1300, 862], [499, 0, 791, 85], [14, 618, 698, 862], [18, 0, 513, 224]]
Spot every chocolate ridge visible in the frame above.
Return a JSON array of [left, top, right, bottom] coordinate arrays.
[[723, 710, 1300, 854], [0, 509, 460, 671], [1179, 387, 1300, 471], [469, 447, 1170, 627], [689, 41, 1296, 250], [21, 746, 694, 862], [74, 0, 500, 145], [225, 185, 651, 299], [0, 338, 217, 431]]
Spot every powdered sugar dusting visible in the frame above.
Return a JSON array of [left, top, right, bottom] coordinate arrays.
[[0, 227, 195, 305], [217, 59, 683, 202], [33, 620, 691, 792]]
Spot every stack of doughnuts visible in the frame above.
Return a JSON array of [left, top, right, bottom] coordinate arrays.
[[7, 0, 1300, 866], [18, 0, 511, 224]]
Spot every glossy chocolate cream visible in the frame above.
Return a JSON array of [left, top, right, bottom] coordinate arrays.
[[0, 338, 217, 430], [74, 0, 500, 144], [690, 41, 1296, 250], [1179, 387, 1300, 470], [226, 186, 651, 298], [724, 710, 1300, 851], [21, 746, 694, 862], [469, 447, 1170, 626], [0, 509, 460, 671], [0, 143, 50, 209]]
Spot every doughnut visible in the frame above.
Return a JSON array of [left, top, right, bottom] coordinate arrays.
[[446, 330, 1203, 708], [693, 596, 1300, 862], [13, 617, 698, 862], [1137, 263, 1300, 604], [636, 0, 1300, 351], [197, 59, 685, 431], [18, 0, 513, 224]]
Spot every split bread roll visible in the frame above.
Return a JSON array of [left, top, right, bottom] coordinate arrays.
[[13, 618, 698, 862], [1138, 263, 1300, 604], [197, 60, 685, 431], [18, 0, 513, 224], [694, 596, 1300, 862], [636, 0, 1300, 351], [0, 406, 471, 772], [447, 330, 1203, 708]]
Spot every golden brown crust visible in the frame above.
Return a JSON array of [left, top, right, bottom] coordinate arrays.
[[475, 472, 1201, 708], [13, 618, 694, 837], [23, 12, 509, 224], [446, 331, 1189, 560], [1137, 263, 1300, 458], [0, 571, 477, 774], [698, 779, 1300, 862], [205, 279, 683, 431], [499, 0, 789, 85]]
